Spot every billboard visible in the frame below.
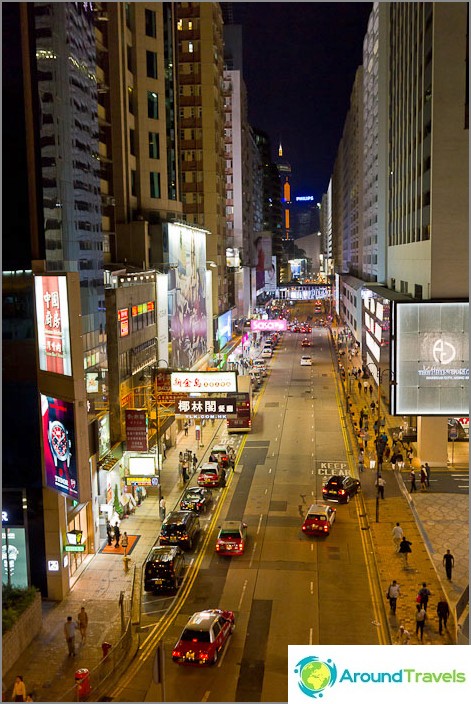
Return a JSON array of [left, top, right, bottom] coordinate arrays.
[[217, 310, 232, 350], [171, 371, 237, 393], [34, 275, 72, 375], [250, 319, 288, 332], [41, 394, 79, 500], [125, 410, 148, 452], [253, 234, 272, 291], [176, 396, 237, 416], [166, 223, 208, 368], [392, 302, 469, 415], [2, 527, 28, 588]]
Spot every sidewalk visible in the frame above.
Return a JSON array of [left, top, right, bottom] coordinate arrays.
[[341, 351, 469, 646], [3, 420, 228, 703]]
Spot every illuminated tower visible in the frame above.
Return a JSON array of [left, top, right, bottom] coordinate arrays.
[[276, 142, 292, 240]]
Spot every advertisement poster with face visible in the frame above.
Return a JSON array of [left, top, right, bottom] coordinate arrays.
[[41, 394, 79, 500], [168, 224, 208, 369]]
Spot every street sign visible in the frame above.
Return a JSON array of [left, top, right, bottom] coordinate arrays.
[[316, 461, 349, 475]]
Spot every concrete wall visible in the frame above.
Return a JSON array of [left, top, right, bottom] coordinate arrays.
[[2, 592, 42, 674]]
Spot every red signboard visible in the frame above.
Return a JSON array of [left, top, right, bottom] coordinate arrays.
[[34, 275, 72, 375], [125, 409, 148, 451], [118, 308, 129, 337]]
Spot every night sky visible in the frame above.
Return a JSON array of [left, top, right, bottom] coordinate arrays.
[[230, 2, 373, 202]]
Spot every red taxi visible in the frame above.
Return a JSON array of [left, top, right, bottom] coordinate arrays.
[[215, 520, 247, 556], [172, 609, 235, 665]]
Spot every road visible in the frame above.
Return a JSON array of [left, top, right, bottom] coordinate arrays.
[[112, 323, 387, 703]]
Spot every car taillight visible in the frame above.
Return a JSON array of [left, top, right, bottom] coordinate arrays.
[[199, 652, 209, 662], [322, 487, 327, 493], [339, 489, 345, 495], [238, 543, 243, 550], [172, 649, 181, 658], [216, 543, 221, 550], [323, 526, 328, 532]]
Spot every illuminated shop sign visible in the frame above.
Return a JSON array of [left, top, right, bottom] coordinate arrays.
[[41, 394, 79, 500], [217, 310, 232, 350], [65, 529, 85, 552], [295, 195, 314, 201], [125, 476, 159, 486], [34, 275, 72, 375], [125, 410, 148, 452], [2, 527, 28, 588], [392, 302, 469, 415], [176, 396, 236, 416], [250, 319, 288, 332], [171, 371, 237, 393], [118, 308, 129, 337], [128, 456, 156, 477]]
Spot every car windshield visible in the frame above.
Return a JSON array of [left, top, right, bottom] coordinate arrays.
[[307, 514, 326, 521], [180, 628, 211, 643], [161, 524, 184, 535], [219, 532, 240, 540], [202, 468, 217, 475]]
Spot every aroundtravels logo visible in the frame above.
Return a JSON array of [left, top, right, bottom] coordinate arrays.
[[293, 656, 337, 698]]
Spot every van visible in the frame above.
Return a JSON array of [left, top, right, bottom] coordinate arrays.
[[144, 545, 185, 593], [159, 511, 201, 550]]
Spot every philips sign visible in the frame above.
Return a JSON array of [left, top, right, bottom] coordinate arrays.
[[295, 196, 314, 202]]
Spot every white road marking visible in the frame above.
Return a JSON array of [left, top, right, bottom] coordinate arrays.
[[249, 543, 257, 568], [310, 581, 314, 595], [309, 628, 313, 644], [238, 579, 248, 610], [202, 691, 210, 701], [257, 514, 263, 534]]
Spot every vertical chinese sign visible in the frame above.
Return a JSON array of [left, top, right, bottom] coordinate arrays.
[[125, 409, 149, 451], [34, 275, 72, 375]]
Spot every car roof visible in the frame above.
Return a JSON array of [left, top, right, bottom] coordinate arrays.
[[220, 520, 243, 530], [186, 609, 221, 630], [326, 475, 350, 482], [148, 545, 180, 561], [306, 503, 332, 513], [301, 355, 311, 359], [164, 511, 194, 524], [201, 462, 219, 469], [212, 445, 228, 452]]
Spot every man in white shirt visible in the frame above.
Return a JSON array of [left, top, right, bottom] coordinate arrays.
[[387, 580, 400, 614], [392, 522, 404, 552]]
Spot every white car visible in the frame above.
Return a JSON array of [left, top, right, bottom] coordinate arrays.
[[261, 348, 272, 358], [252, 360, 268, 376], [300, 355, 312, 366]]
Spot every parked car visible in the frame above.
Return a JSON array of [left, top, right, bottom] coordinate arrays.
[[144, 545, 185, 593], [159, 511, 200, 550], [197, 462, 224, 487], [252, 359, 268, 376], [215, 520, 247, 556], [301, 338, 311, 347], [211, 444, 231, 465], [261, 348, 272, 358], [172, 609, 235, 665], [301, 503, 336, 536], [322, 475, 361, 503], [180, 487, 212, 514], [300, 355, 312, 366]]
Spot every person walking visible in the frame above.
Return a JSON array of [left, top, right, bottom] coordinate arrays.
[[184, 421, 189, 436], [363, 380, 368, 394], [182, 459, 189, 483], [114, 522, 121, 548], [387, 580, 400, 615], [12, 676, 27, 702], [436, 597, 450, 635], [121, 532, 129, 557], [77, 606, 88, 643], [420, 466, 427, 491], [159, 496, 166, 521], [358, 449, 364, 473], [443, 549, 454, 580], [64, 616, 77, 656], [415, 604, 426, 642], [357, 380, 362, 394], [369, 384, 373, 396], [424, 462, 431, 488], [192, 453, 198, 474], [375, 475, 386, 499], [407, 448, 414, 467], [418, 582, 431, 611], [392, 522, 404, 553], [106, 520, 113, 546], [409, 469, 417, 492], [397, 624, 411, 645], [399, 536, 412, 566]]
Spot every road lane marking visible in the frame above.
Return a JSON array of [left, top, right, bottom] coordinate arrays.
[[202, 691, 210, 701], [310, 581, 314, 595], [256, 514, 263, 534], [249, 543, 257, 569], [238, 580, 248, 610], [309, 628, 313, 644]]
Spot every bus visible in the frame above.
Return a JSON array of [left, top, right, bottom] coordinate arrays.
[[227, 376, 252, 433]]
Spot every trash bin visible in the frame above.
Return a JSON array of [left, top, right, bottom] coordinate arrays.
[[101, 641, 112, 659], [75, 668, 91, 698]]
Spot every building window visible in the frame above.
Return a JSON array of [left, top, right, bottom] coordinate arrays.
[[150, 172, 161, 198], [400, 280, 408, 295], [148, 91, 158, 119], [145, 8, 156, 37], [129, 129, 135, 156], [188, 41, 194, 53], [131, 170, 137, 196], [125, 3, 132, 29], [149, 132, 160, 159], [128, 87, 134, 115], [127, 45, 133, 73], [414, 284, 423, 300], [146, 50, 158, 79]]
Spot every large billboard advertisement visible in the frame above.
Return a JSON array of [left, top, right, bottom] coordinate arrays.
[[34, 275, 72, 375], [171, 371, 237, 393], [254, 234, 272, 291], [166, 223, 208, 368], [41, 394, 79, 500], [125, 410, 149, 452], [2, 527, 28, 588], [392, 302, 469, 415]]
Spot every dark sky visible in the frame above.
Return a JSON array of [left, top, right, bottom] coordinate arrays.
[[230, 2, 373, 202]]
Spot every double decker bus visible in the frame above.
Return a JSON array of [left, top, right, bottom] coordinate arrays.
[[227, 376, 252, 433]]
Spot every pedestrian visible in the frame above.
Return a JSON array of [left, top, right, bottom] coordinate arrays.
[[443, 549, 454, 580], [409, 468, 417, 492], [25, 695, 34, 702], [407, 448, 414, 467], [399, 536, 412, 566], [396, 452, 405, 470], [369, 384, 373, 396], [357, 380, 362, 394], [182, 459, 189, 483], [121, 532, 129, 557], [363, 380, 368, 393], [192, 453, 198, 474], [220, 467, 226, 487], [77, 606, 88, 642], [397, 624, 411, 645], [390, 453, 397, 470], [418, 582, 431, 611], [424, 462, 431, 488], [370, 400, 376, 413], [157, 495, 166, 522], [420, 466, 427, 491], [387, 580, 400, 615], [106, 520, 113, 546], [392, 522, 404, 553], [184, 421, 189, 436], [64, 615, 77, 656], [436, 597, 450, 635], [358, 449, 364, 473], [114, 522, 120, 548], [375, 475, 386, 499], [415, 603, 426, 641], [12, 676, 26, 702], [162, 440, 167, 460]]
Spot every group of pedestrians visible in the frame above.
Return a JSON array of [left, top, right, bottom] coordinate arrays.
[[10, 675, 33, 702], [106, 521, 129, 554], [63, 606, 89, 657], [388, 578, 451, 643]]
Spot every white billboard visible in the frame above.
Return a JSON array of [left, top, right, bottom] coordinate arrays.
[[171, 371, 237, 393]]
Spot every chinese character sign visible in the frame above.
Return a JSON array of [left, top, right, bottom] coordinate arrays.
[[35, 275, 72, 375], [171, 371, 237, 393], [176, 396, 236, 416], [125, 409, 148, 451], [41, 394, 79, 500]]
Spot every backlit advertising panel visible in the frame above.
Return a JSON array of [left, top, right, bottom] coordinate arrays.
[[171, 371, 237, 393], [35, 275, 72, 375], [41, 394, 79, 500], [392, 302, 469, 415], [2, 527, 28, 588], [250, 319, 288, 332], [166, 223, 208, 368], [125, 409, 148, 452], [217, 310, 232, 350]]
